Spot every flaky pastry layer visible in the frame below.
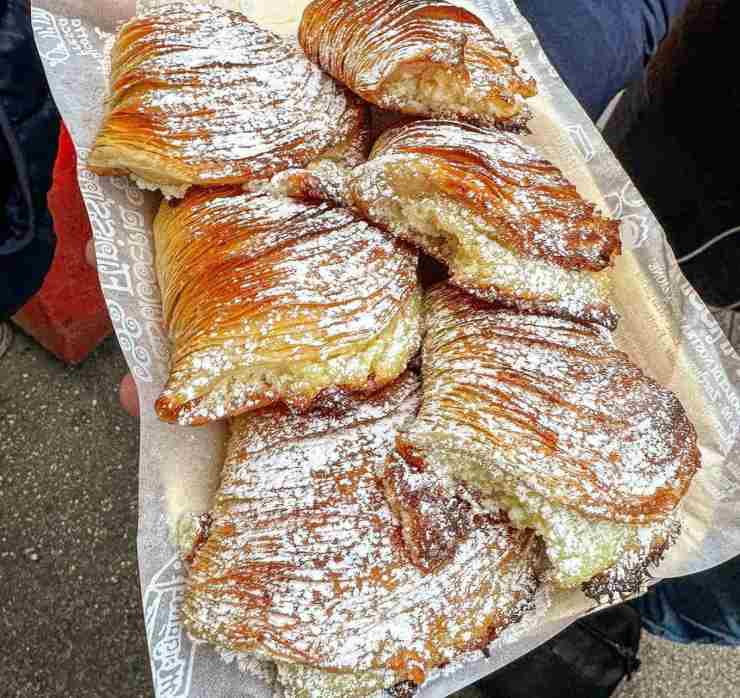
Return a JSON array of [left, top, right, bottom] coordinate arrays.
[[398, 284, 701, 525], [183, 374, 542, 684], [154, 188, 421, 425], [273, 120, 621, 328], [300, 0, 536, 130], [346, 120, 621, 328], [499, 486, 681, 590], [89, 3, 368, 194]]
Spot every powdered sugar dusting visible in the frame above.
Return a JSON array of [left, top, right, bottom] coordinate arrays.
[[382, 450, 504, 574], [183, 373, 543, 686], [93, 3, 366, 188], [299, 0, 536, 130], [267, 120, 619, 328], [400, 284, 701, 525], [341, 120, 620, 327], [153, 189, 421, 425]]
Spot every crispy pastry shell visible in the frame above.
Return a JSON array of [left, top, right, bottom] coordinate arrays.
[[89, 3, 368, 195], [397, 284, 701, 525], [347, 120, 621, 328], [183, 373, 543, 685], [381, 449, 490, 574], [154, 188, 421, 425], [274, 120, 621, 328], [299, 0, 536, 131]]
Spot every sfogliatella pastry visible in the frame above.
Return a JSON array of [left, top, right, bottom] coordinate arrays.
[[299, 0, 537, 131], [183, 373, 544, 693], [89, 3, 368, 197], [397, 284, 701, 590], [272, 120, 621, 328], [350, 120, 622, 328], [154, 188, 421, 425]]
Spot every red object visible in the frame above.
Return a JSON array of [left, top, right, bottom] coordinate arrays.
[[13, 123, 112, 364]]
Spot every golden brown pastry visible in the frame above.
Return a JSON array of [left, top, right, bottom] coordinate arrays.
[[352, 121, 621, 327], [384, 432, 682, 596], [299, 0, 537, 131], [397, 284, 701, 587], [154, 188, 421, 425], [272, 120, 621, 328], [89, 3, 368, 197], [500, 487, 684, 590], [183, 373, 543, 687]]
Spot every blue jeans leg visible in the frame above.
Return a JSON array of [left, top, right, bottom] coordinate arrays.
[[631, 555, 740, 645]]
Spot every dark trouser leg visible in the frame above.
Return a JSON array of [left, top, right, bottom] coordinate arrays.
[[0, 232, 56, 321], [0, 0, 60, 320]]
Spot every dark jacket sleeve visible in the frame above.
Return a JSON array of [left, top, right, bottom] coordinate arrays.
[[0, 0, 60, 320]]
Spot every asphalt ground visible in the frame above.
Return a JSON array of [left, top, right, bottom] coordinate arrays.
[[0, 334, 151, 697]]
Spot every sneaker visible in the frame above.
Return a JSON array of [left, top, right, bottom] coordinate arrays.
[[0, 321, 12, 359]]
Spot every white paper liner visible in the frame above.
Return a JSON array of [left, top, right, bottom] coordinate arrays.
[[30, 0, 740, 696]]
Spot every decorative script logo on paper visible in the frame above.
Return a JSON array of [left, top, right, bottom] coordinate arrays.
[[619, 215, 652, 251], [144, 555, 198, 698], [74, 150, 167, 384], [605, 182, 652, 251], [31, 9, 70, 67], [564, 123, 596, 164]]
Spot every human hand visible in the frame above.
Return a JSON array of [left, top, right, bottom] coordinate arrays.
[[119, 373, 140, 418]]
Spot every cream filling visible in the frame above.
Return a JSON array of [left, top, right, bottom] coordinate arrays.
[[130, 172, 190, 200], [381, 65, 520, 120], [498, 488, 636, 588], [401, 434, 641, 589], [368, 187, 610, 313]]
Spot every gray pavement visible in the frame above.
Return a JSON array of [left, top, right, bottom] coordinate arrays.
[[0, 332, 152, 697], [618, 633, 739, 698], [2, 328, 739, 697]]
